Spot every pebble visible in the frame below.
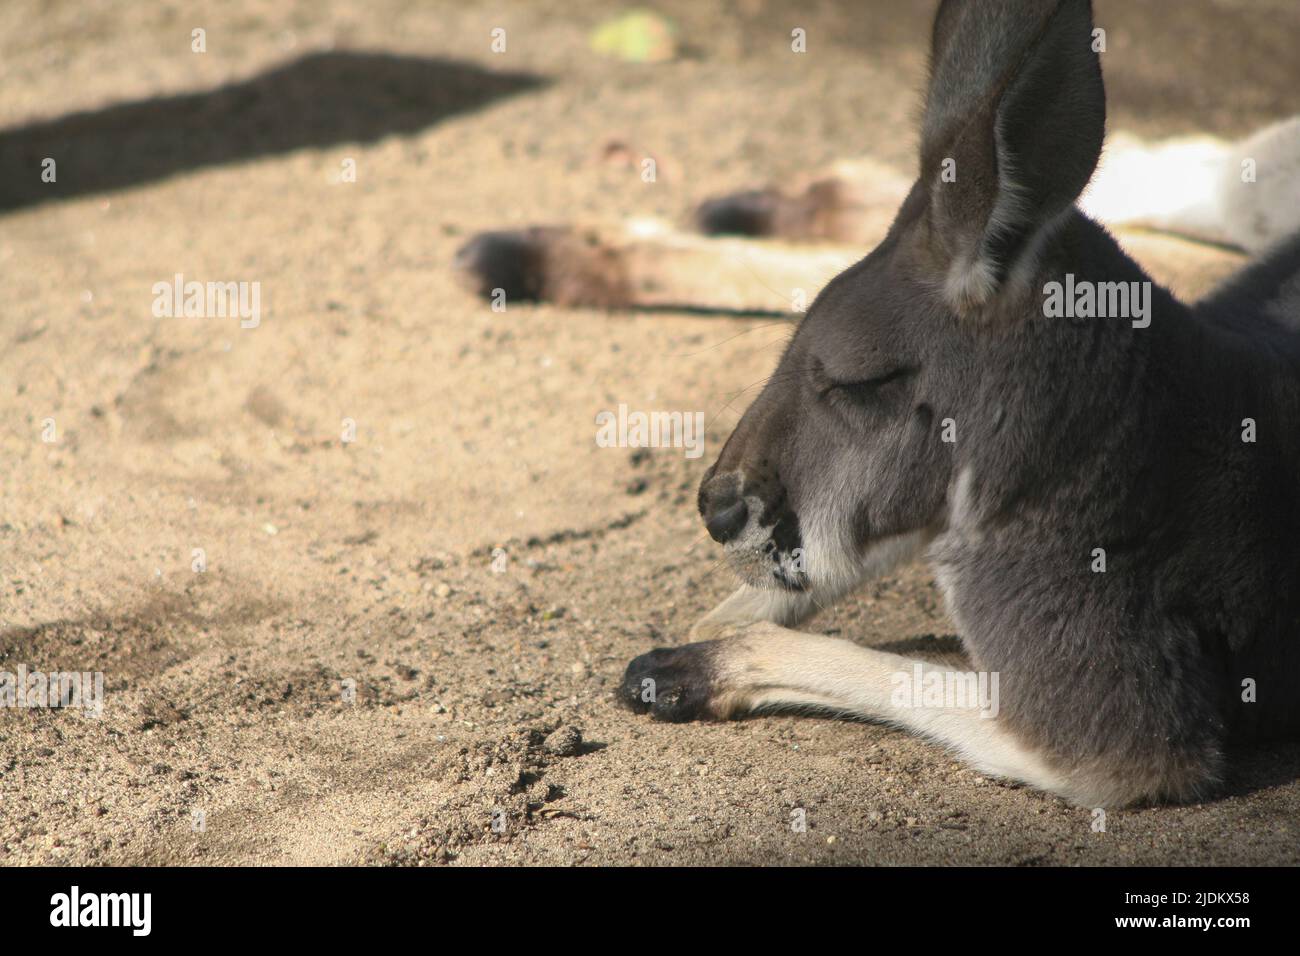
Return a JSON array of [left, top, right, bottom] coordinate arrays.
[[543, 725, 584, 757]]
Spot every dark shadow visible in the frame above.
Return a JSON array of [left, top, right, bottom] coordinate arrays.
[[1222, 741, 1300, 801], [0, 51, 545, 213], [877, 633, 966, 660]]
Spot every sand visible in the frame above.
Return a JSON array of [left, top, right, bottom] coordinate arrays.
[[1, 0, 1297, 865]]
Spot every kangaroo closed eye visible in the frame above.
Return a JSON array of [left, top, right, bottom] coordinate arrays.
[[839, 367, 913, 389], [821, 366, 914, 402]]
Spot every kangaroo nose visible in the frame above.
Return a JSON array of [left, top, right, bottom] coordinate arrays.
[[705, 496, 749, 544]]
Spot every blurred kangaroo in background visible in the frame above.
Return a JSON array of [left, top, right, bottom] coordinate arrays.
[[457, 106, 1300, 317], [459, 0, 1300, 806], [457, 116, 1300, 313]]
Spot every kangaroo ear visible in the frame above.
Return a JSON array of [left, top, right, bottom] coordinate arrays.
[[920, 0, 1105, 312]]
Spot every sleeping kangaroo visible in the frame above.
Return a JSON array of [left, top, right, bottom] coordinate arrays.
[[465, 0, 1300, 807]]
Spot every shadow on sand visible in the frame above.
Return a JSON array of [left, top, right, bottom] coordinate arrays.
[[0, 51, 544, 213]]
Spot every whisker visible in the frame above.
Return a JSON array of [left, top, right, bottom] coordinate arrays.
[[694, 556, 734, 587], [705, 365, 819, 430], [664, 321, 791, 359], [683, 530, 714, 554]]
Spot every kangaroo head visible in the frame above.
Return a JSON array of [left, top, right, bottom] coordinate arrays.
[[700, 0, 1108, 601]]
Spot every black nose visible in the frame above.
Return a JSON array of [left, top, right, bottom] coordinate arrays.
[[704, 496, 749, 544]]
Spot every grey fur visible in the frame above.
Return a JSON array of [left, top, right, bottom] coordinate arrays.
[[649, 0, 1300, 803]]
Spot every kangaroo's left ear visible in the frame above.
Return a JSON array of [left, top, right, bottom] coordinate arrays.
[[919, 0, 1105, 313]]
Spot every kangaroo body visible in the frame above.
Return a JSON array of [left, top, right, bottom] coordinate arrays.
[[459, 0, 1300, 806]]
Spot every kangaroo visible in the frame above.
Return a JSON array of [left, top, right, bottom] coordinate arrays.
[[455, 121, 1300, 316], [465, 0, 1300, 807], [624, 0, 1300, 808]]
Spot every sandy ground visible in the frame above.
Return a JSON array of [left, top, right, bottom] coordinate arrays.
[[2, 0, 1299, 866]]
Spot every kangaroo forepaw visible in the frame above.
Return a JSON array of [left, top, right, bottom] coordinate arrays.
[[619, 642, 727, 722]]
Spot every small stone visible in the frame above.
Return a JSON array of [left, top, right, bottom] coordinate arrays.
[[543, 725, 583, 757]]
